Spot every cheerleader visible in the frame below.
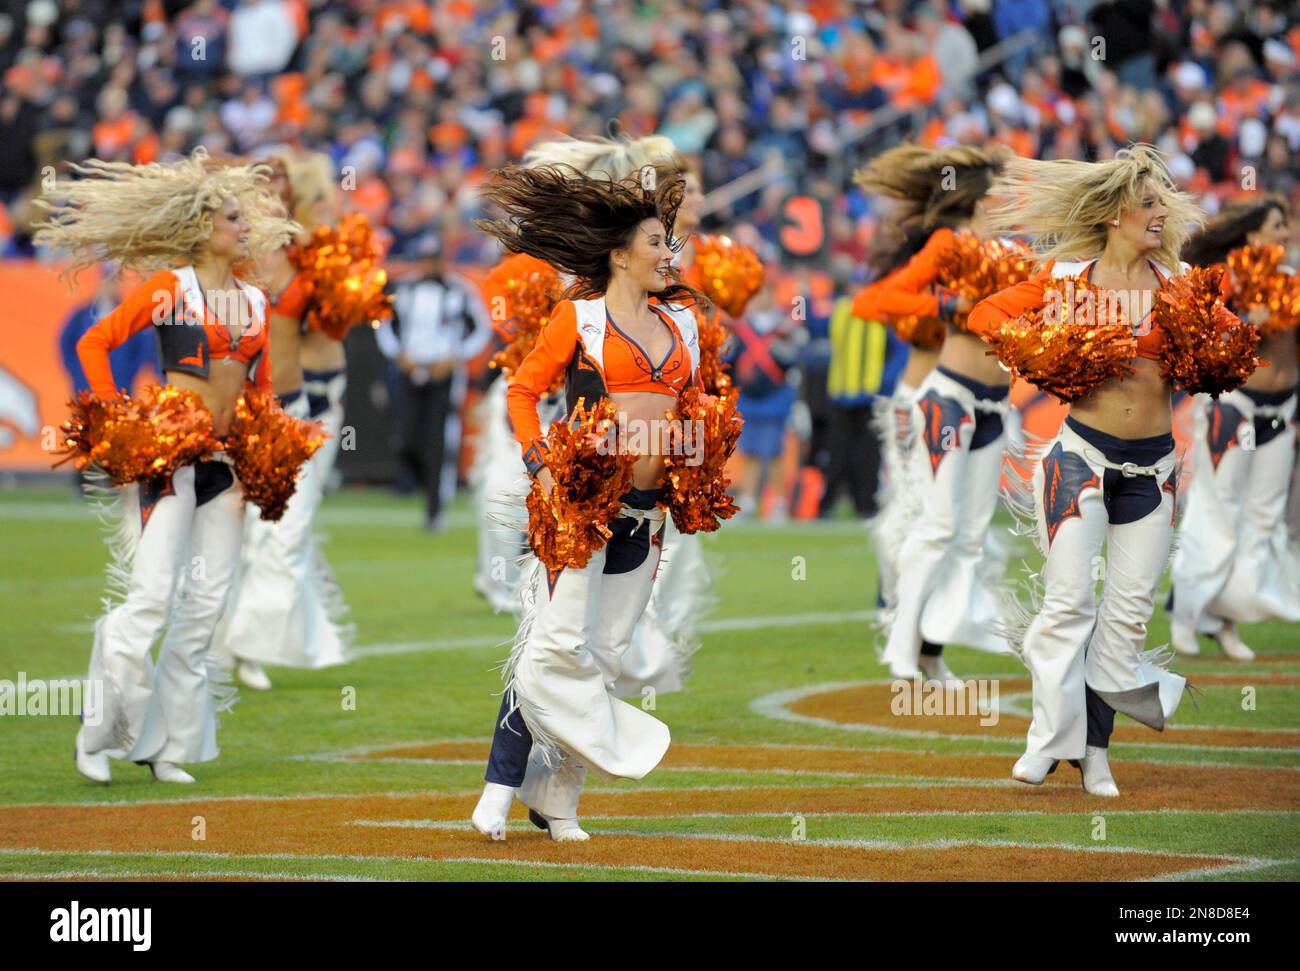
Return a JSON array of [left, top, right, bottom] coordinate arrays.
[[211, 154, 353, 689], [852, 145, 1013, 683], [35, 151, 296, 783], [1170, 196, 1300, 660], [470, 164, 708, 840], [472, 135, 709, 697], [968, 145, 1218, 796]]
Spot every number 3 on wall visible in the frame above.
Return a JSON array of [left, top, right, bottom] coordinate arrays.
[[780, 196, 826, 258]]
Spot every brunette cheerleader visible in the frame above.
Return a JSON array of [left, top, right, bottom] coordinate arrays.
[[851, 144, 1015, 683], [35, 150, 297, 783], [470, 164, 710, 840], [211, 153, 353, 689], [968, 145, 1226, 796], [1170, 196, 1300, 660]]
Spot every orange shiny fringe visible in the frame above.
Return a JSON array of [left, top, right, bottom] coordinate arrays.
[[934, 232, 1036, 330], [292, 213, 393, 340], [692, 234, 764, 318], [663, 387, 742, 533], [1155, 265, 1261, 396], [892, 314, 946, 350], [226, 388, 328, 522], [984, 275, 1138, 403], [1226, 244, 1300, 336], [55, 385, 222, 486], [525, 397, 637, 571], [694, 307, 735, 398], [487, 261, 563, 391]]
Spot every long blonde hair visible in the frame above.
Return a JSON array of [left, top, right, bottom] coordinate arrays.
[[986, 144, 1203, 270], [284, 152, 338, 232], [33, 148, 296, 279], [523, 134, 686, 181], [854, 143, 1009, 233]]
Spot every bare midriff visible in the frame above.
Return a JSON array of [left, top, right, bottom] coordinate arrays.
[[1245, 329, 1299, 392], [608, 389, 681, 490], [301, 329, 345, 371], [900, 344, 941, 390], [938, 327, 1009, 386], [270, 312, 302, 395], [1069, 357, 1172, 438], [167, 364, 250, 438]]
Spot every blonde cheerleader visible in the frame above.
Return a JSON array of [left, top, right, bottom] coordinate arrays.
[[968, 145, 1250, 796], [1170, 196, 1300, 660], [36, 150, 298, 783], [470, 165, 718, 841], [211, 153, 354, 690]]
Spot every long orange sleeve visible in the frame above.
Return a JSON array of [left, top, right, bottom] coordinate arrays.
[[506, 299, 579, 472], [76, 269, 176, 399], [866, 227, 961, 320], [967, 265, 1054, 339]]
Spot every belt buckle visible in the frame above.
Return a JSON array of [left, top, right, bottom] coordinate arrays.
[[1120, 461, 1139, 478]]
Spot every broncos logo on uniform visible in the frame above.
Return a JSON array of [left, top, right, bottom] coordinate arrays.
[[916, 391, 970, 475], [1206, 401, 1244, 470], [1042, 443, 1100, 546]]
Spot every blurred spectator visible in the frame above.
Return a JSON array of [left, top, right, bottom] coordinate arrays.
[[58, 268, 158, 396]]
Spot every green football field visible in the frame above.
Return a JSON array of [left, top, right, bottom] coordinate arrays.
[[0, 484, 1296, 882]]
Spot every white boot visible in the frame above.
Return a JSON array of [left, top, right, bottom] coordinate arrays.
[[528, 808, 590, 842], [1170, 619, 1200, 656], [1011, 752, 1057, 786], [918, 653, 963, 687], [471, 782, 515, 840], [1214, 623, 1255, 662], [1078, 746, 1119, 797], [236, 659, 272, 691], [150, 761, 195, 784], [75, 726, 110, 784]]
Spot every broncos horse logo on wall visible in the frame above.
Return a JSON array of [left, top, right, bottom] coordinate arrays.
[[916, 391, 970, 475], [1042, 442, 1100, 546], [0, 365, 40, 451]]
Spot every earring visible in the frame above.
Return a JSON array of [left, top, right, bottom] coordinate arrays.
[[1111, 219, 1120, 226]]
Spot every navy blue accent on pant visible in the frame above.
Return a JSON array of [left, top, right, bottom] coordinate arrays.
[[936, 366, 1009, 451], [1240, 387, 1294, 448], [920, 641, 943, 657], [1065, 417, 1174, 525], [485, 692, 532, 787], [1085, 685, 1116, 748]]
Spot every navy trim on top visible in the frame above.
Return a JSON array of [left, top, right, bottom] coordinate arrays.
[[606, 308, 677, 377]]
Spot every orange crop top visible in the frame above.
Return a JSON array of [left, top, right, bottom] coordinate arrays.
[[506, 298, 698, 473], [271, 271, 311, 325], [77, 267, 272, 399], [858, 226, 963, 322], [968, 258, 1179, 361]]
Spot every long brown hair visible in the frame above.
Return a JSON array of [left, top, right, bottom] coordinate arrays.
[[855, 143, 1009, 275], [1182, 194, 1289, 267], [476, 163, 698, 303]]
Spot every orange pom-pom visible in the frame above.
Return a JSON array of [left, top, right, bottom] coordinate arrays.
[[691, 235, 764, 318], [1155, 265, 1261, 396], [226, 388, 327, 522], [55, 385, 220, 486], [525, 397, 638, 571], [1226, 244, 1300, 336], [984, 275, 1138, 403], [291, 213, 393, 340], [934, 232, 1037, 330], [694, 307, 736, 399], [486, 261, 563, 388], [892, 314, 947, 350], [662, 386, 742, 533]]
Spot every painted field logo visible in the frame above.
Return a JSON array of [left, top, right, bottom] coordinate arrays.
[[0, 674, 102, 725], [890, 678, 999, 727], [50, 901, 151, 951]]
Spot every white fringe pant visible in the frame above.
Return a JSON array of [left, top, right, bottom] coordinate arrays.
[[880, 369, 1012, 673], [1171, 390, 1300, 632], [873, 381, 923, 610], [83, 460, 243, 764], [1017, 420, 1186, 760], [499, 502, 672, 819], [473, 378, 531, 614]]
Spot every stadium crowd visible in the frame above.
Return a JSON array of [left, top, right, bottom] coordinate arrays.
[[3, 0, 1299, 515]]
